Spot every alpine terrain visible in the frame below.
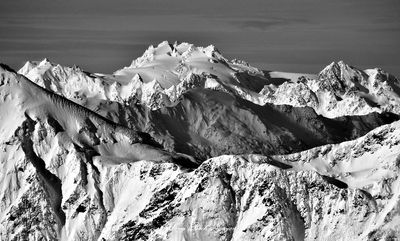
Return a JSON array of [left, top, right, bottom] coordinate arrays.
[[1, 41, 400, 240]]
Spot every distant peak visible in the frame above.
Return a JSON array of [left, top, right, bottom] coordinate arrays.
[[127, 41, 228, 69], [319, 60, 358, 77], [148, 41, 223, 57], [158, 40, 174, 49], [323, 60, 348, 70], [39, 58, 52, 66], [203, 44, 218, 53], [18, 61, 38, 75]]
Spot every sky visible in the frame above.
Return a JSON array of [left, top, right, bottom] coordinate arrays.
[[0, 0, 400, 76]]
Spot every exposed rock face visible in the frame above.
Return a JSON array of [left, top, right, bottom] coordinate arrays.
[[1, 42, 400, 240]]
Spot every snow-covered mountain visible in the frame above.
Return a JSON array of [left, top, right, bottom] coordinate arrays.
[[19, 42, 400, 119], [16, 42, 399, 160], [1, 41, 400, 240], [262, 61, 400, 118], [0, 64, 197, 239], [18, 41, 269, 111]]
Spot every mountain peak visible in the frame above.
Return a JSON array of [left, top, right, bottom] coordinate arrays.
[[37, 58, 53, 68], [318, 60, 366, 87], [128, 41, 228, 69], [18, 61, 37, 75], [320, 60, 353, 76]]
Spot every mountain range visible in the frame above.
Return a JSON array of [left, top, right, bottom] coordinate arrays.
[[1, 41, 400, 240]]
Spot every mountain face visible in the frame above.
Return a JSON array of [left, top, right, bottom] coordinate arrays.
[[1, 41, 400, 240]]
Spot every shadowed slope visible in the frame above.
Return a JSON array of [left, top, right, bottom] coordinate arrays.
[[123, 88, 398, 160]]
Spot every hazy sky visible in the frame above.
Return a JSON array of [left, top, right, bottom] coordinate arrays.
[[0, 0, 399, 76]]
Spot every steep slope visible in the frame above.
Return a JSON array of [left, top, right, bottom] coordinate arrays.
[[95, 142, 400, 241], [0, 64, 198, 240], [1, 64, 193, 165], [67, 119, 400, 240], [271, 119, 400, 240], [18, 59, 116, 110]]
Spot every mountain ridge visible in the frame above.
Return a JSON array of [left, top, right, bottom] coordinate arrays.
[[18, 42, 400, 118]]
